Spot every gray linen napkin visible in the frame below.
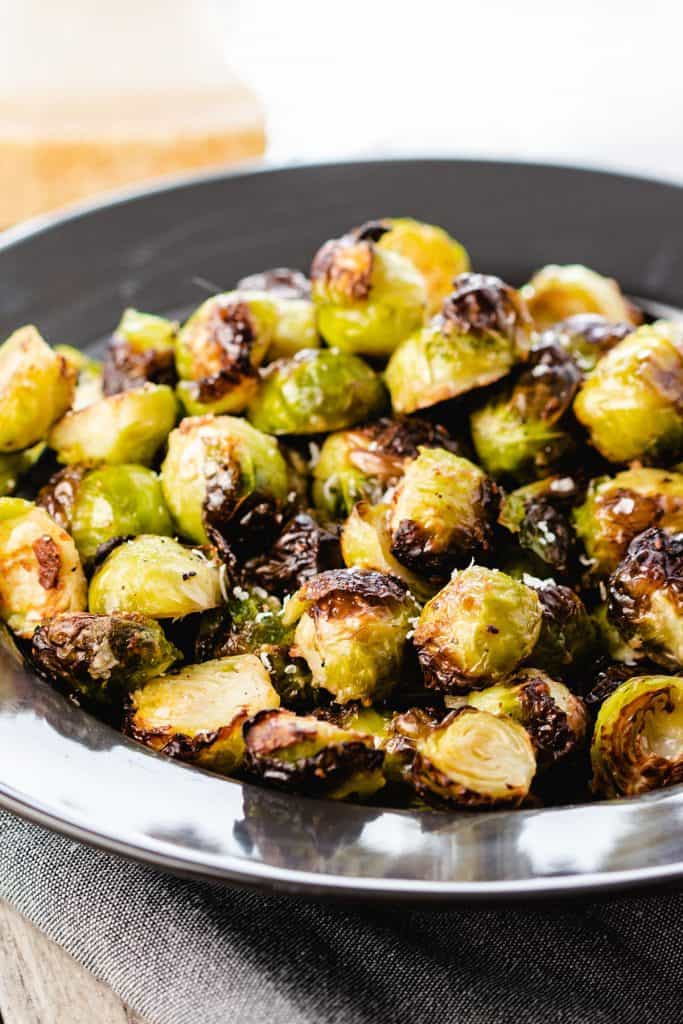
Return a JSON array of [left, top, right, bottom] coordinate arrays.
[[0, 808, 681, 1024]]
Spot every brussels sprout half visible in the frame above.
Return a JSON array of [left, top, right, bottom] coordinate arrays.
[[499, 475, 580, 575], [236, 269, 318, 359], [413, 566, 543, 693], [377, 217, 470, 316], [48, 384, 177, 466], [385, 272, 532, 414], [311, 221, 426, 357], [126, 654, 280, 774], [542, 314, 634, 374], [412, 708, 536, 808], [591, 675, 683, 797], [89, 535, 222, 618], [521, 264, 640, 331], [574, 322, 683, 464], [247, 348, 387, 436], [0, 327, 76, 452], [32, 612, 180, 702], [573, 467, 683, 576], [103, 308, 178, 395], [244, 708, 385, 799], [526, 578, 598, 679], [0, 498, 87, 637]]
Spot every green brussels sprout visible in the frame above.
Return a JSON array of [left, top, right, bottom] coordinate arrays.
[[88, 535, 222, 618], [312, 415, 461, 520], [160, 415, 290, 556], [340, 501, 436, 601], [310, 221, 426, 357], [103, 308, 178, 395], [608, 528, 683, 670], [0, 444, 45, 498], [413, 565, 543, 693], [385, 273, 532, 414], [499, 475, 580, 575], [236, 268, 318, 358], [521, 264, 640, 331], [55, 345, 104, 410], [243, 512, 341, 597], [541, 314, 634, 374], [243, 708, 385, 799], [412, 707, 536, 808], [451, 668, 588, 768], [591, 674, 683, 797], [247, 348, 387, 436], [525, 578, 598, 678], [283, 569, 418, 704], [470, 342, 581, 480], [32, 611, 180, 702], [0, 326, 76, 452], [572, 467, 683, 576], [126, 654, 280, 774], [0, 498, 87, 637], [387, 447, 499, 580], [574, 322, 683, 464], [376, 217, 470, 316], [175, 291, 278, 415], [48, 383, 177, 466], [38, 464, 173, 564]]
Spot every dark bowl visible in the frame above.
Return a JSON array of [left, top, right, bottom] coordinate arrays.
[[1, 158, 682, 902]]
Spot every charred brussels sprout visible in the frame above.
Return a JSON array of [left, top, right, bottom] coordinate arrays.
[[574, 322, 683, 464], [412, 708, 536, 808], [591, 602, 644, 667], [471, 342, 581, 480], [499, 475, 579, 574], [283, 569, 418, 704], [0, 327, 76, 452], [55, 345, 103, 410], [0, 498, 87, 637], [542, 314, 634, 374], [387, 448, 499, 580], [591, 675, 683, 797], [385, 272, 532, 414], [310, 222, 426, 357], [89, 535, 222, 618], [126, 654, 280, 774], [608, 528, 683, 670], [175, 291, 278, 415], [573, 467, 683, 576], [340, 501, 436, 601], [160, 415, 290, 556], [48, 384, 177, 466], [413, 566, 542, 693], [32, 612, 179, 702], [103, 308, 178, 395], [312, 416, 460, 520], [526, 578, 598, 678], [243, 512, 341, 596], [377, 217, 470, 316], [244, 708, 385, 799], [521, 264, 639, 330], [247, 348, 386, 435]]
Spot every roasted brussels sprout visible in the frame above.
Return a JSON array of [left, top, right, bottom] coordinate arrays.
[[526, 578, 598, 678], [521, 264, 639, 330], [574, 322, 683, 464], [126, 654, 280, 773], [591, 602, 644, 667], [413, 566, 542, 693], [385, 273, 532, 414], [161, 414, 290, 557], [412, 707, 536, 808], [608, 528, 683, 670], [387, 448, 498, 581], [312, 416, 461, 520], [283, 569, 418, 704], [103, 308, 178, 395], [453, 669, 587, 767], [32, 612, 180, 702], [471, 342, 581, 480], [247, 348, 387, 435], [175, 291, 278, 415], [243, 512, 341, 596], [244, 708, 385, 798], [573, 467, 683, 576], [0, 327, 76, 452], [376, 217, 470, 316], [310, 222, 426, 356], [499, 475, 579, 574], [340, 501, 435, 601], [542, 314, 634, 374], [0, 498, 87, 637], [89, 535, 222, 618], [48, 384, 177, 466], [0, 445, 45, 498], [55, 345, 104, 410], [591, 675, 683, 797], [237, 272, 318, 361]]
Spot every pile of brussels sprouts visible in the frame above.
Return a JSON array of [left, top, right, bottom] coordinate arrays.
[[1, 216, 682, 812]]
